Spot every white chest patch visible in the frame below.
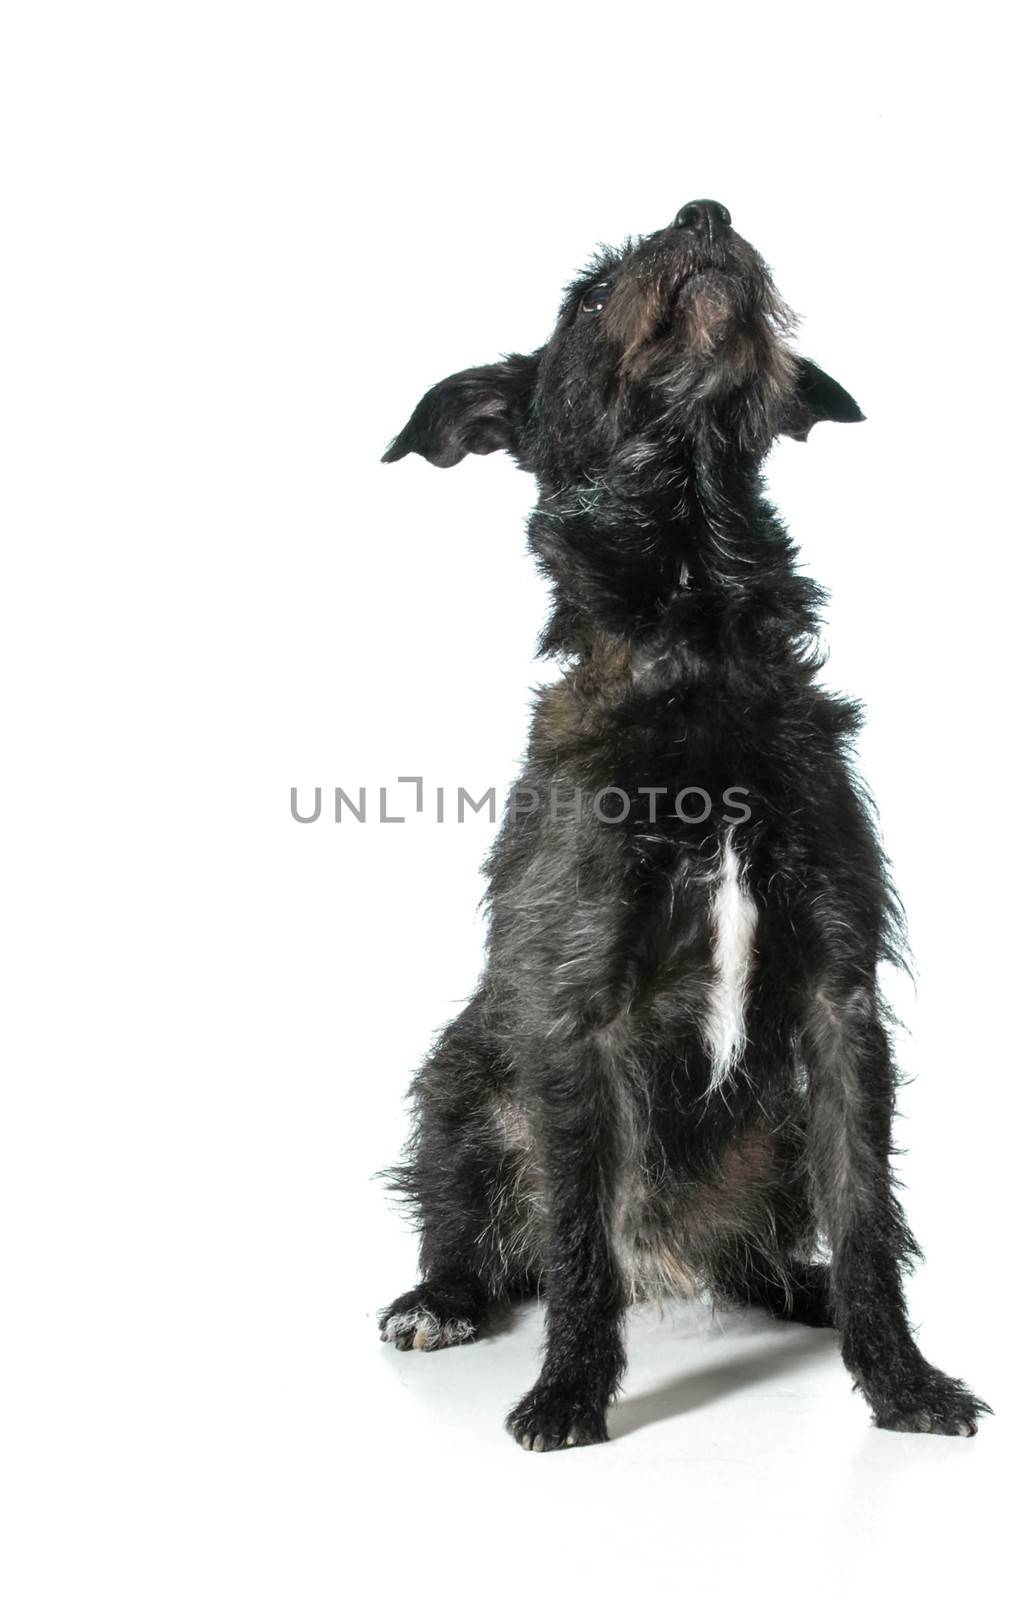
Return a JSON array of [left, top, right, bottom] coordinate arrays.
[[702, 839, 758, 1091]]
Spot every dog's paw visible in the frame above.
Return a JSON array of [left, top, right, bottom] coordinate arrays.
[[379, 1307, 474, 1352], [378, 1283, 478, 1352], [505, 1383, 609, 1453], [871, 1366, 990, 1437]]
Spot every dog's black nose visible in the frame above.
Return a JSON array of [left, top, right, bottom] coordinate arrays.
[[674, 200, 732, 240]]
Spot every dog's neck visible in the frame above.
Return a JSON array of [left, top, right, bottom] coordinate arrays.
[[532, 447, 823, 669]]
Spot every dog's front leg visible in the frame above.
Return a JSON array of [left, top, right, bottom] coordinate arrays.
[[803, 982, 988, 1435], [505, 1050, 628, 1452]]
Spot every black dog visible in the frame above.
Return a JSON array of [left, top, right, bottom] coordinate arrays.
[[378, 200, 988, 1448]]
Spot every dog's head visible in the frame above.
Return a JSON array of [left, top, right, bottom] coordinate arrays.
[[383, 201, 862, 489]]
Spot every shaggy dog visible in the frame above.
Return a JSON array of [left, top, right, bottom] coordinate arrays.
[[377, 200, 987, 1449]]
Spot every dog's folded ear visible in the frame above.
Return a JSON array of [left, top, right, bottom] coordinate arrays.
[[382, 353, 540, 468], [782, 358, 865, 441]]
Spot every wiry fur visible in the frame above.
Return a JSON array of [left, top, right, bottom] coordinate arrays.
[[377, 199, 988, 1449]]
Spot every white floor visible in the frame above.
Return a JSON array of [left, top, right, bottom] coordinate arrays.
[[357, 1284, 1016, 1596]]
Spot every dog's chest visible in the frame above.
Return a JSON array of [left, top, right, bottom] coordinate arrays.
[[701, 838, 759, 1088], [495, 819, 760, 1099]]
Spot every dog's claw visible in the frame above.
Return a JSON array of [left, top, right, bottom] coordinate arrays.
[[506, 1384, 609, 1453], [870, 1366, 989, 1437], [377, 1287, 479, 1355]]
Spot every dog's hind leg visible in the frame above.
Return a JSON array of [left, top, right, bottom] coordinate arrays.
[[378, 1278, 488, 1353], [801, 981, 990, 1434], [705, 1119, 836, 1327], [712, 1255, 835, 1329], [379, 994, 537, 1352]]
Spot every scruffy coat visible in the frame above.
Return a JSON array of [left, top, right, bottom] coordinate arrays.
[[378, 199, 987, 1448]]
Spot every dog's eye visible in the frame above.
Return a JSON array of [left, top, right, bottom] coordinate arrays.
[[580, 282, 612, 314]]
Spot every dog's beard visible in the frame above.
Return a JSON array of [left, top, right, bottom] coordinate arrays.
[[675, 272, 740, 358], [605, 247, 796, 393], [604, 266, 799, 453]]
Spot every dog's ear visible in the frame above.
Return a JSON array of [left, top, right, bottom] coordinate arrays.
[[782, 357, 865, 441], [382, 353, 540, 468]]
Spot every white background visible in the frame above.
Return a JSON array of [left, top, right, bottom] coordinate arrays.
[[2, 3, 1030, 1595]]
